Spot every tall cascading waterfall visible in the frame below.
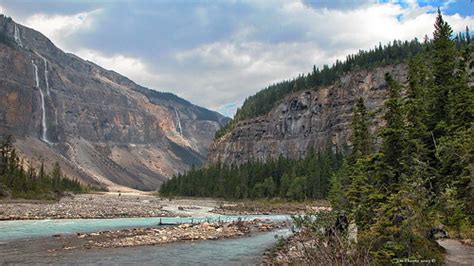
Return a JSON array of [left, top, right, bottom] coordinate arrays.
[[13, 23, 23, 47], [32, 60, 51, 144], [42, 57, 50, 96], [174, 107, 183, 135]]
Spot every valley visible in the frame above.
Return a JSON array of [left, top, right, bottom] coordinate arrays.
[[0, 15, 229, 191], [0, 2, 473, 265]]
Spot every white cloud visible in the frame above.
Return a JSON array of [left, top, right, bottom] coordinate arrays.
[[0, 5, 6, 16], [75, 48, 167, 92], [11, 1, 474, 117], [168, 1, 474, 115], [21, 9, 101, 51]]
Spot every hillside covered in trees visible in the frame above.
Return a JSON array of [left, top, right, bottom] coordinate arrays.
[[325, 10, 473, 262], [0, 137, 89, 200], [162, 10, 472, 263], [215, 22, 469, 139]]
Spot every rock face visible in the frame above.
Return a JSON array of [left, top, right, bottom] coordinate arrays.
[[208, 64, 408, 165], [0, 16, 229, 190]]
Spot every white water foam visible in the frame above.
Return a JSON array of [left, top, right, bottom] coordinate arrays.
[[42, 57, 50, 96], [174, 107, 183, 135], [32, 60, 51, 145], [13, 23, 23, 47]]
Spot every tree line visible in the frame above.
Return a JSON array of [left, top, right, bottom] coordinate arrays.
[[328, 10, 472, 263], [215, 25, 469, 140], [160, 148, 344, 200], [163, 10, 472, 263], [215, 37, 427, 139], [0, 136, 87, 199]]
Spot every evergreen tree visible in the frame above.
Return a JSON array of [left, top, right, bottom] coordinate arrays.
[[429, 8, 457, 133], [380, 73, 405, 186], [350, 97, 372, 162], [0, 137, 86, 199]]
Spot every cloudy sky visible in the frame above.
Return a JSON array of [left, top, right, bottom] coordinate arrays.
[[1, 0, 473, 117]]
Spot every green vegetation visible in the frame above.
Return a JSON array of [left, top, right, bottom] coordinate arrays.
[[215, 36, 426, 139], [160, 148, 343, 200], [0, 137, 89, 200], [327, 10, 472, 263], [164, 10, 472, 263]]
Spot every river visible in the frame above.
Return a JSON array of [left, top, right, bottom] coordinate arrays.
[[0, 215, 291, 264]]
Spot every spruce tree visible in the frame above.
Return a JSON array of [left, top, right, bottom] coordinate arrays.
[[381, 73, 405, 186], [349, 97, 372, 163], [429, 8, 457, 133]]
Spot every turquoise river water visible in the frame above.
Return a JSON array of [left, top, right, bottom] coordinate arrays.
[[0, 215, 292, 264]]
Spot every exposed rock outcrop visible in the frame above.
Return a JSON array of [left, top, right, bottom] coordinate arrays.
[[0, 16, 229, 190], [208, 64, 408, 165]]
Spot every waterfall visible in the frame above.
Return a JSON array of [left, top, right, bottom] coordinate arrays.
[[33, 61, 39, 87], [13, 23, 23, 48], [42, 57, 50, 96], [174, 107, 183, 135], [32, 60, 51, 145]]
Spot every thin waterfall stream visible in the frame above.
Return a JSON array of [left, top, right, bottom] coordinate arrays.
[[13, 23, 23, 47], [32, 60, 51, 144], [42, 57, 50, 96], [174, 107, 183, 135]]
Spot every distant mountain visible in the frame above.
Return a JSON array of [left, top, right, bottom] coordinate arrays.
[[0, 15, 229, 191]]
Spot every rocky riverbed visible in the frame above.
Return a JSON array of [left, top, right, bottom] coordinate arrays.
[[0, 193, 175, 220], [1, 218, 289, 257], [1, 192, 330, 220], [213, 200, 331, 216], [72, 219, 288, 250]]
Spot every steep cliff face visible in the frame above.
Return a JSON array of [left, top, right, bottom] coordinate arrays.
[[0, 16, 229, 190], [208, 64, 408, 165]]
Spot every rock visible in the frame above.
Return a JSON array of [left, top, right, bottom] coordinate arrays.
[[208, 64, 408, 165], [429, 228, 448, 239], [0, 16, 229, 190], [179, 223, 191, 229]]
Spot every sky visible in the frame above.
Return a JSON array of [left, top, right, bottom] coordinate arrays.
[[1, 0, 473, 117]]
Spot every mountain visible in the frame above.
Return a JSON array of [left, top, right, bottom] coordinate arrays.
[[208, 64, 407, 165], [0, 16, 229, 191]]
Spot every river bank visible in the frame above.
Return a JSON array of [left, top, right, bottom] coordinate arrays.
[[1, 227, 292, 265], [47, 219, 288, 251], [0, 193, 223, 220], [0, 215, 291, 264], [213, 199, 331, 215], [0, 193, 332, 220]]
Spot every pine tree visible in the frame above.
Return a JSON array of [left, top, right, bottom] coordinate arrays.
[[380, 73, 405, 186], [51, 162, 62, 193], [349, 97, 372, 163], [429, 8, 457, 133], [328, 161, 349, 210]]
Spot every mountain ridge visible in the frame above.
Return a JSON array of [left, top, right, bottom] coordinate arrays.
[[208, 64, 408, 165], [0, 15, 229, 191]]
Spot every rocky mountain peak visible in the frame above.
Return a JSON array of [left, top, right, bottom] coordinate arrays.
[[0, 16, 229, 191]]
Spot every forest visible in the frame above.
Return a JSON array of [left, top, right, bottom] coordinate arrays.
[[0, 137, 87, 199], [160, 148, 344, 200], [215, 21, 468, 139], [325, 11, 473, 262], [163, 10, 473, 262]]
